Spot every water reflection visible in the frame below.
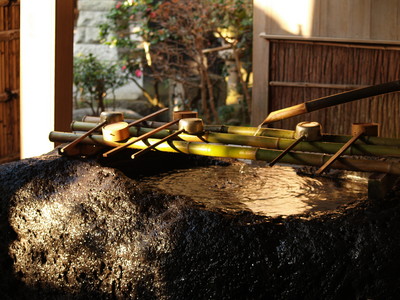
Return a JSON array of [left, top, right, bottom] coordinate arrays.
[[141, 163, 368, 217]]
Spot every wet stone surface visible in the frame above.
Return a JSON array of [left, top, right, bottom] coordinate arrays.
[[1, 150, 400, 299]]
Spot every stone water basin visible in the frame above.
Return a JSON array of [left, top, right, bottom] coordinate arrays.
[[1, 150, 399, 299]]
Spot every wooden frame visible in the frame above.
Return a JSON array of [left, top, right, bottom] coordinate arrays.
[[0, 0, 20, 162]]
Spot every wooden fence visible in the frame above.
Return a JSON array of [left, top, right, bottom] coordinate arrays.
[[264, 39, 400, 138], [0, 0, 19, 163]]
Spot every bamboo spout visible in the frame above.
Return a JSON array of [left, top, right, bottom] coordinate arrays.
[[259, 80, 400, 126]]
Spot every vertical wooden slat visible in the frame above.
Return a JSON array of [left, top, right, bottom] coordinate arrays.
[[0, 1, 20, 163], [0, 1, 4, 158]]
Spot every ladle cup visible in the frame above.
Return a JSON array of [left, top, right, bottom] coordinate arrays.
[[269, 121, 322, 167], [102, 107, 169, 143], [60, 111, 124, 154], [178, 118, 204, 135]]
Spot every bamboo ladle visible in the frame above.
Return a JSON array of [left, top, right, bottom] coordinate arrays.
[[102, 107, 169, 142], [259, 80, 400, 126], [102, 107, 183, 157], [130, 118, 205, 159], [103, 119, 180, 157], [60, 111, 124, 154], [316, 123, 379, 175], [269, 121, 322, 167], [103, 110, 202, 158]]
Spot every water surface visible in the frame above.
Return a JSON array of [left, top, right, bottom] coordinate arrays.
[[142, 163, 368, 217]]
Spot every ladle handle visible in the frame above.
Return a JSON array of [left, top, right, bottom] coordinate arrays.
[[316, 131, 363, 174], [269, 136, 304, 167], [103, 119, 180, 157], [126, 107, 169, 128], [131, 129, 184, 159], [260, 80, 400, 126], [60, 120, 107, 153]]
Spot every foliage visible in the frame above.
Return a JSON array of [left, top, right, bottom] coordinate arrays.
[[99, 0, 253, 123], [73, 53, 126, 115]]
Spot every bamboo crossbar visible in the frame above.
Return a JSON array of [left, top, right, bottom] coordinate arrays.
[[81, 116, 174, 130], [49, 131, 400, 175], [71, 121, 400, 158]]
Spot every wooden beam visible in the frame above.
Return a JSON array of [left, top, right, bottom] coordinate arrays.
[[269, 81, 368, 90], [260, 33, 400, 48], [0, 29, 19, 41]]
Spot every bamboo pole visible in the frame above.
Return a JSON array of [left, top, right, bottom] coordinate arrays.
[[71, 121, 400, 157], [81, 116, 176, 131], [131, 129, 184, 159], [205, 124, 400, 147], [49, 131, 400, 175]]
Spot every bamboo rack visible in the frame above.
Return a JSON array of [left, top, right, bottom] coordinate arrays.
[[49, 131, 400, 175], [77, 118, 400, 146], [71, 122, 400, 157]]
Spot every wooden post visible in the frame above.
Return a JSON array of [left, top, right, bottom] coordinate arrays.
[[368, 173, 399, 199], [251, 1, 270, 126], [55, 0, 73, 133]]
